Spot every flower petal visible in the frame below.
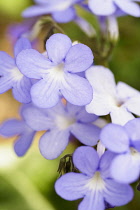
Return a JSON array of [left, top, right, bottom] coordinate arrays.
[[16, 49, 53, 79], [0, 120, 25, 137], [99, 151, 117, 178], [0, 52, 15, 75], [73, 146, 99, 176], [71, 123, 100, 146], [0, 76, 13, 93], [124, 118, 140, 142], [88, 0, 116, 16], [117, 81, 139, 99], [22, 105, 54, 131], [12, 77, 32, 103], [52, 7, 76, 23], [14, 128, 35, 156], [22, 6, 53, 18], [55, 172, 88, 200], [110, 106, 134, 125], [114, 0, 140, 17], [111, 153, 140, 183], [104, 179, 133, 206], [100, 123, 129, 153], [86, 66, 116, 115], [14, 37, 32, 57], [61, 73, 93, 106], [46, 33, 72, 64], [64, 43, 93, 73], [76, 108, 98, 123], [39, 129, 70, 159], [31, 78, 60, 108], [124, 96, 140, 116], [79, 191, 105, 210]]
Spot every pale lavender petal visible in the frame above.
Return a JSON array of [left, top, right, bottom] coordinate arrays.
[[0, 76, 13, 93], [111, 153, 140, 183], [73, 146, 99, 176], [22, 6, 52, 18], [79, 192, 104, 210], [124, 118, 140, 142], [71, 123, 100, 146], [52, 7, 76, 23], [86, 66, 116, 115], [55, 172, 88, 200], [65, 102, 82, 117], [14, 129, 35, 156], [99, 151, 116, 178], [46, 34, 72, 64], [114, 0, 140, 17], [100, 124, 129, 153], [0, 51, 15, 75], [110, 106, 134, 125], [124, 96, 140, 116], [88, 0, 116, 16], [14, 37, 32, 57], [31, 78, 60, 108], [64, 43, 93, 73], [0, 119, 25, 137], [16, 49, 53, 79], [12, 77, 32, 103], [117, 81, 139, 100], [61, 73, 93, 106], [22, 105, 54, 131], [39, 129, 70, 159], [76, 108, 98, 123], [104, 180, 133, 206]]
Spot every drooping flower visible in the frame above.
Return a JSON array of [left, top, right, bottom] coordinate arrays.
[[0, 37, 32, 103], [8, 18, 38, 43], [0, 106, 36, 157], [17, 33, 93, 108], [88, 0, 140, 17], [22, 0, 84, 23], [22, 101, 100, 159], [86, 65, 140, 125], [100, 118, 140, 183], [55, 146, 133, 210]]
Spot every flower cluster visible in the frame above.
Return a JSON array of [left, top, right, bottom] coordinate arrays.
[[0, 1, 140, 210]]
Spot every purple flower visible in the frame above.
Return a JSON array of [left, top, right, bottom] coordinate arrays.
[[55, 146, 133, 210], [8, 18, 38, 43], [22, 0, 83, 23], [0, 37, 32, 103], [17, 33, 93, 108], [0, 106, 36, 157], [88, 0, 140, 17], [86, 66, 140, 125], [100, 118, 140, 183], [22, 101, 100, 159]]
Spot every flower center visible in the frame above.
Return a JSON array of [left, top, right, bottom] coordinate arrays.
[[50, 63, 65, 81], [12, 67, 23, 81], [55, 114, 75, 130], [130, 147, 140, 158], [86, 171, 105, 192]]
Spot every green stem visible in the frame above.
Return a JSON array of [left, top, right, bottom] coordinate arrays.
[[1, 170, 56, 210]]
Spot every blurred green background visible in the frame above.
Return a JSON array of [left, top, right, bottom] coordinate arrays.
[[0, 1, 140, 210]]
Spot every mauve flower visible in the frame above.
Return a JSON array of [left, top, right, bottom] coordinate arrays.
[[100, 118, 140, 183], [0, 37, 32, 103], [17, 33, 93, 108], [55, 146, 133, 210]]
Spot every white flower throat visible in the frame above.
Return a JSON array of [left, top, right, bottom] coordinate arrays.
[[50, 63, 65, 81], [86, 171, 105, 192]]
